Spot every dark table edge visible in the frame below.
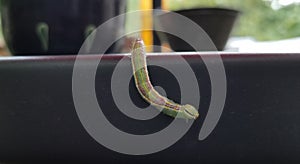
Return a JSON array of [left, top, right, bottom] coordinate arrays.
[[1, 52, 300, 63]]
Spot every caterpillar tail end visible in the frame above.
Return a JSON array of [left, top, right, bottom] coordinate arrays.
[[180, 104, 199, 120], [163, 104, 199, 120]]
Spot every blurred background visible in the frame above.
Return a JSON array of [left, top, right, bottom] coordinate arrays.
[[127, 0, 300, 41], [163, 0, 300, 41], [1, 0, 300, 56], [127, 0, 300, 52]]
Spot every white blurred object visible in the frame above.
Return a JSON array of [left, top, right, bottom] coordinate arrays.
[[264, 0, 300, 10], [226, 37, 300, 53]]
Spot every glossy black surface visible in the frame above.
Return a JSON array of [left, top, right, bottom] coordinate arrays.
[[1, 0, 126, 55], [0, 53, 299, 163]]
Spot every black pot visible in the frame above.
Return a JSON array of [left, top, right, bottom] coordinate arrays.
[[0, 0, 126, 55], [157, 8, 239, 51]]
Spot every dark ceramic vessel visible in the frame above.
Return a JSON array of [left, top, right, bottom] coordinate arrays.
[[158, 8, 239, 51], [0, 0, 126, 55], [0, 53, 300, 162]]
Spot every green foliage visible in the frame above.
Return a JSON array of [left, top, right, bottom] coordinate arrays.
[[166, 0, 300, 41]]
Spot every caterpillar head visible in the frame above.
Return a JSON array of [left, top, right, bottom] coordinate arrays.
[[178, 104, 199, 120]]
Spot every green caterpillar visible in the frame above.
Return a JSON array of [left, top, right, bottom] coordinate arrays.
[[131, 38, 199, 120]]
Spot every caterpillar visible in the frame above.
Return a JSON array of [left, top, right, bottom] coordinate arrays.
[[131, 38, 199, 120]]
